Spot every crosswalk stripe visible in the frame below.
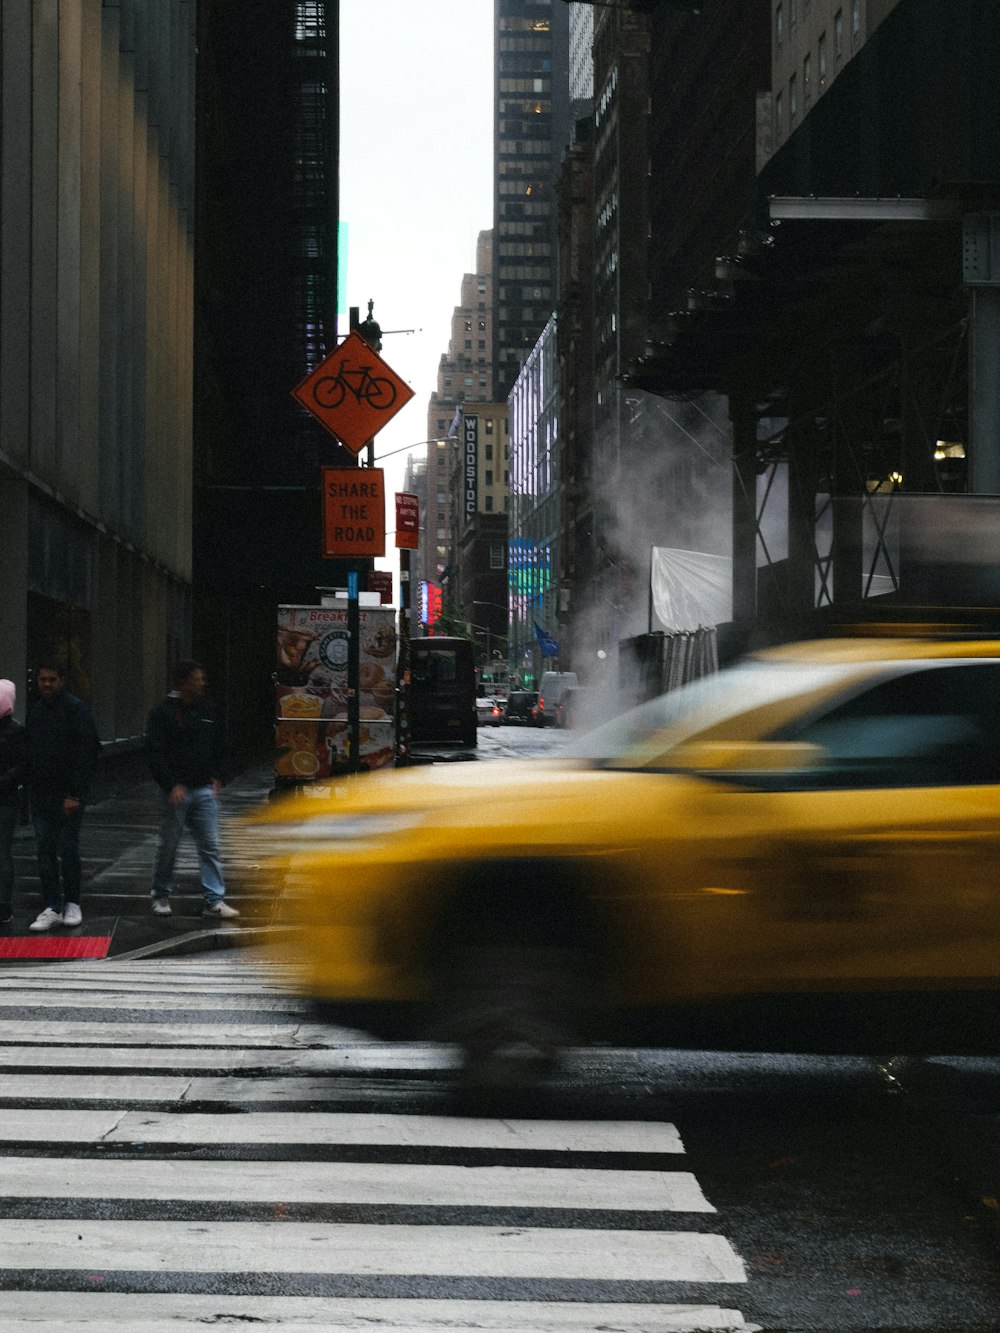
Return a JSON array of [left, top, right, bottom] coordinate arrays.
[[0, 1109, 686, 1151], [0, 1220, 746, 1281], [0, 1020, 347, 1045], [0, 956, 750, 1327], [0, 1044, 420, 1070], [0, 990, 305, 1011], [0, 1157, 714, 1210], [0, 1293, 754, 1330]]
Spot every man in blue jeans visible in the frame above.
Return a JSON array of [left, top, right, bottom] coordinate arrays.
[[145, 660, 238, 919], [26, 662, 101, 931]]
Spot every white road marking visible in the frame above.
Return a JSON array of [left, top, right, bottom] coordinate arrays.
[[0, 1220, 746, 1281], [0, 1293, 755, 1331], [0, 1044, 403, 1070], [101, 1112, 685, 1152], [0, 1156, 714, 1211], [0, 1021, 353, 1046], [0, 990, 303, 1011]]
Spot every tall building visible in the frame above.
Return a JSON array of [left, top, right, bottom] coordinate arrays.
[[194, 0, 343, 763], [422, 231, 495, 618], [493, 0, 573, 400], [0, 1, 196, 734]]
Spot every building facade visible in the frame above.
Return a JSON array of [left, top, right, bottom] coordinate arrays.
[[0, 0, 196, 735], [450, 406, 510, 673], [508, 317, 560, 684], [493, 0, 573, 400], [194, 0, 343, 764], [421, 230, 495, 615]]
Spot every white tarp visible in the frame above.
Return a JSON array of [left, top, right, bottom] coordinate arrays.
[[651, 547, 732, 631]]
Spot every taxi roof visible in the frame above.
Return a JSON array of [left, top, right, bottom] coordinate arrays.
[[755, 636, 1000, 665]]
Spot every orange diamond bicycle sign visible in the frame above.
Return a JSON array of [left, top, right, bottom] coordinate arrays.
[[291, 330, 415, 455]]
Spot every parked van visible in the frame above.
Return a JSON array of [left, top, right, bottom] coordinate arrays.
[[534, 671, 578, 727]]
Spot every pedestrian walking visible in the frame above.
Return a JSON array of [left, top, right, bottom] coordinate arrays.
[[146, 660, 239, 919], [0, 680, 29, 926], [25, 662, 101, 931]]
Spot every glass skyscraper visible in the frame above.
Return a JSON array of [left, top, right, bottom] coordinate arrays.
[[493, 0, 573, 400]]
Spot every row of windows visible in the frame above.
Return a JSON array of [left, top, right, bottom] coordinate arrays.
[[498, 36, 551, 52], [499, 77, 550, 94], [499, 242, 552, 258], [775, 1, 860, 52], [776, 17, 846, 131], [499, 203, 552, 221], [499, 18, 550, 33], [498, 140, 551, 156], [463, 320, 487, 331], [498, 99, 552, 116]]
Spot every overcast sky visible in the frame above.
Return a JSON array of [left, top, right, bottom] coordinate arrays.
[[339, 0, 495, 576]]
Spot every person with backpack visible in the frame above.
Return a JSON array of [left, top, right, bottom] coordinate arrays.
[[25, 662, 101, 931]]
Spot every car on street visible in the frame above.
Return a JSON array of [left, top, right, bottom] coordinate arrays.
[[475, 696, 503, 726], [502, 690, 539, 724], [260, 636, 1000, 1088]]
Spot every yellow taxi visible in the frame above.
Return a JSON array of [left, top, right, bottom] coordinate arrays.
[[258, 637, 1000, 1086]]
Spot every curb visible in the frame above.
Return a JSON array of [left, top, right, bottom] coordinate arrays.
[[108, 924, 297, 961]]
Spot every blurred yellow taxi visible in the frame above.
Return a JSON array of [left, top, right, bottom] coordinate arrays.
[[257, 638, 1000, 1085]]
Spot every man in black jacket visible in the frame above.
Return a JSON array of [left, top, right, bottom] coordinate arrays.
[[146, 660, 238, 919], [26, 662, 101, 931]]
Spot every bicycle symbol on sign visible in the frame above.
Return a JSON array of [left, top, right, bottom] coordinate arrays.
[[312, 359, 398, 412]]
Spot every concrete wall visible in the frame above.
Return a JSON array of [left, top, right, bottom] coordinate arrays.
[[0, 0, 195, 731]]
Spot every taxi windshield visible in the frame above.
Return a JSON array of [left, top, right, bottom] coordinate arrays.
[[564, 659, 864, 767]]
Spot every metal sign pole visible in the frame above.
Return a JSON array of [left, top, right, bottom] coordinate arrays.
[[347, 569, 361, 773]]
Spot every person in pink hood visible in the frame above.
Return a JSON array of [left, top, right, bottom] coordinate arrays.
[[0, 680, 28, 926]]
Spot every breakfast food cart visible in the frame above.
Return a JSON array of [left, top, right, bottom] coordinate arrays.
[[274, 603, 397, 783]]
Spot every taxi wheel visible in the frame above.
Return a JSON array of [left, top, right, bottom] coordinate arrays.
[[440, 944, 583, 1092]]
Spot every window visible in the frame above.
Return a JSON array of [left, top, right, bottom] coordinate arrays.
[[851, 0, 861, 38], [437, 418, 446, 432], [834, 9, 843, 58], [464, 320, 472, 331], [782, 666, 1000, 789], [490, 543, 504, 570], [818, 32, 827, 84], [485, 420, 494, 435], [485, 470, 493, 486], [775, 90, 783, 135], [485, 495, 494, 512], [803, 52, 811, 107], [486, 444, 493, 460], [465, 339, 472, 350], [775, 2, 783, 45], [436, 491, 446, 502], [789, 0, 796, 30], [789, 72, 797, 122]]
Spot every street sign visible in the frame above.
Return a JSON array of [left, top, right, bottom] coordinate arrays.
[[368, 570, 393, 604], [322, 467, 386, 557], [292, 331, 415, 454], [395, 491, 419, 549]]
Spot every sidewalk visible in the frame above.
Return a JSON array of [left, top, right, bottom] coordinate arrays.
[[2, 758, 278, 961]]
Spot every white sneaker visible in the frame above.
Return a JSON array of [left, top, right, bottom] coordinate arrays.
[[151, 899, 172, 916], [202, 901, 240, 919], [62, 903, 82, 927], [29, 908, 63, 932]]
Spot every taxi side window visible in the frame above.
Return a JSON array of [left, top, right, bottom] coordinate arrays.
[[785, 665, 1000, 788]]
